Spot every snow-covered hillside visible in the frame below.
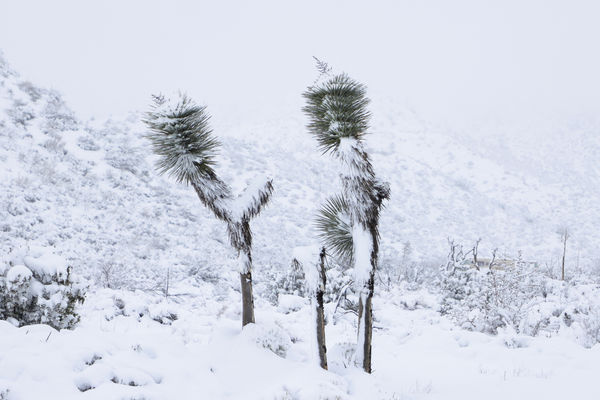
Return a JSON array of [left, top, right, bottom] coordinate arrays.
[[2, 51, 600, 285], [1, 52, 600, 399]]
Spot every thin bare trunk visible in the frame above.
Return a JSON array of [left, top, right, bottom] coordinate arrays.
[[357, 229, 378, 373], [361, 274, 374, 373], [240, 269, 255, 326], [237, 220, 256, 327], [316, 248, 328, 370]]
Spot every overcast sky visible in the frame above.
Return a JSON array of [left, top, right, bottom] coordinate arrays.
[[1, 0, 599, 126]]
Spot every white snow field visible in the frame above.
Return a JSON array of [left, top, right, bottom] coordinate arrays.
[[1, 48, 600, 400], [1, 287, 600, 400]]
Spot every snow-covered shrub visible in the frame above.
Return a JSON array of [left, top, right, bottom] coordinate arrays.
[[440, 242, 544, 334], [378, 241, 436, 290], [328, 342, 356, 369], [42, 90, 78, 132], [394, 288, 436, 310], [579, 309, 600, 348], [439, 256, 495, 332], [241, 323, 292, 357], [278, 258, 307, 298], [105, 291, 178, 325], [77, 134, 100, 151], [279, 248, 352, 307], [147, 301, 179, 325], [17, 81, 44, 102], [105, 145, 142, 176], [7, 99, 35, 127], [439, 241, 600, 346], [0, 246, 86, 329], [521, 283, 600, 348], [96, 261, 128, 289]]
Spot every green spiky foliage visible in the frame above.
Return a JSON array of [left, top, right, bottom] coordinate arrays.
[[306, 73, 390, 259], [303, 74, 371, 153], [143, 92, 273, 327], [305, 69, 390, 374], [315, 195, 353, 263], [144, 94, 221, 186]]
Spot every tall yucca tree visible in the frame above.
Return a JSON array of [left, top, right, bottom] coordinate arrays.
[[305, 73, 390, 373], [144, 93, 273, 327]]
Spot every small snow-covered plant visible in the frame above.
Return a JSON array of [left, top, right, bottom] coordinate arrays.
[[278, 257, 307, 297], [42, 90, 78, 132], [241, 323, 292, 358], [440, 241, 509, 333], [0, 246, 86, 329], [144, 93, 273, 327], [304, 70, 390, 373], [7, 99, 35, 127], [439, 240, 477, 316]]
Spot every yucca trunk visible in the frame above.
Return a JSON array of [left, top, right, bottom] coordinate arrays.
[[315, 248, 328, 369], [356, 229, 378, 373], [358, 274, 374, 373], [240, 268, 255, 326]]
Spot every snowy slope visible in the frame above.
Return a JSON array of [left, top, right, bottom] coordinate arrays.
[[2, 51, 599, 287], [2, 53, 600, 399]]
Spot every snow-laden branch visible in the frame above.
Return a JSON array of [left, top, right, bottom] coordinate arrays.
[[229, 175, 274, 221]]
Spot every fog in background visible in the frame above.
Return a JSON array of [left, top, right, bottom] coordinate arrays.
[[1, 0, 599, 130]]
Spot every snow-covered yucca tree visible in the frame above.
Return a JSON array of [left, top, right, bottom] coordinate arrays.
[[304, 73, 390, 373], [144, 94, 273, 327]]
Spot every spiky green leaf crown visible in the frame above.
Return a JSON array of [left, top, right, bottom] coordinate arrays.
[[303, 73, 371, 153], [316, 195, 354, 263], [143, 93, 220, 185]]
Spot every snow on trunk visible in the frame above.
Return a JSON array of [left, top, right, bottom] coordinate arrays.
[[352, 225, 372, 289], [293, 245, 328, 369], [355, 292, 367, 368], [352, 226, 372, 369], [237, 251, 251, 275]]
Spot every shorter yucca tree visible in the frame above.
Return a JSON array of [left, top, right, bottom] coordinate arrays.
[[144, 93, 273, 326], [305, 73, 389, 373]]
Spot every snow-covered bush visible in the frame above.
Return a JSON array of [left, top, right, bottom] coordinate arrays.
[[102, 290, 179, 325], [7, 99, 35, 127], [439, 241, 600, 346], [0, 246, 86, 329], [278, 249, 353, 305], [41, 90, 78, 132], [241, 323, 292, 357], [440, 242, 544, 334], [278, 258, 308, 298], [519, 282, 600, 347]]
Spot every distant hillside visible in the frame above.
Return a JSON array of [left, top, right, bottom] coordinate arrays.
[[1, 52, 598, 294]]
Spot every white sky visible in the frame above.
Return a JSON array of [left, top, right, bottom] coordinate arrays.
[[1, 0, 599, 126]]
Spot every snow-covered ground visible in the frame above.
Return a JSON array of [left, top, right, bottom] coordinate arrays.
[[2, 286, 599, 399], [1, 51, 600, 399]]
